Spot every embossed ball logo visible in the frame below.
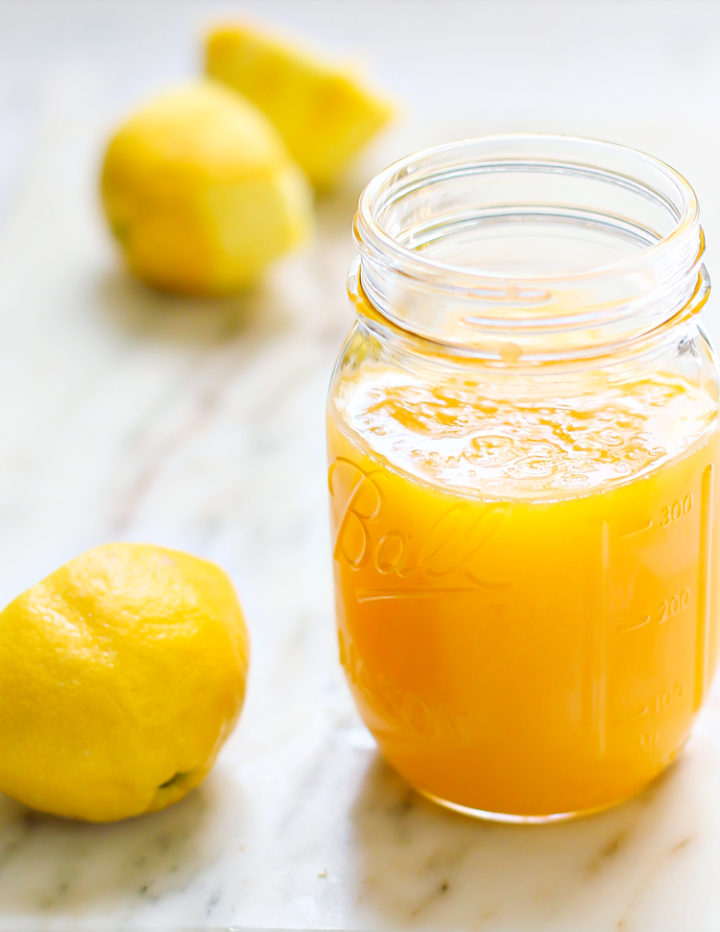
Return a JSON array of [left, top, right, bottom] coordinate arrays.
[[328, 457, 511, 598]]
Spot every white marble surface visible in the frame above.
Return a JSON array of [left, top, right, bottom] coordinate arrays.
[[4, 1, 720, 929]]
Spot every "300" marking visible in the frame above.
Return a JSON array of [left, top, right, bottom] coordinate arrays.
[[660, 493, 693, 527]]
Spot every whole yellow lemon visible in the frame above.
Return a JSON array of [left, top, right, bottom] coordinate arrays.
[[100, 80, 312, 295], [0, 543, 249, 822]]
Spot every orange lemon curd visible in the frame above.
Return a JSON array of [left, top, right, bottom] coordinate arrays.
[[328, 360, 720, 818]]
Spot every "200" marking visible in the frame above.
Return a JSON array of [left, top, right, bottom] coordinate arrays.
[[658, 588, 691, 623]]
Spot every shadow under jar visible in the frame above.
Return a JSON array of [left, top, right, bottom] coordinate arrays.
[[327, 135, 720, 822]]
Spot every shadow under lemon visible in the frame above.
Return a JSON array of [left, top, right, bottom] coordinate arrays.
[[92, 267, 280, 349], [0, 765, 243, 914]]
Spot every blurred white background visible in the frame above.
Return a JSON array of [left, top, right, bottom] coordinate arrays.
[[1, 3, 718, 179], [1, 4, 717, 157]]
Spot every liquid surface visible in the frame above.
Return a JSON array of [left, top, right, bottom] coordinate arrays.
[[338, 366, 718, 498], [328, 363, 720, 817]]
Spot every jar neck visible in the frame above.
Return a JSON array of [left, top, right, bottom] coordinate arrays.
[[353, 135, 709, 364]]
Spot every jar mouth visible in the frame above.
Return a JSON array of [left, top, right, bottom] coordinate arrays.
[[353, 134, 706, 359]]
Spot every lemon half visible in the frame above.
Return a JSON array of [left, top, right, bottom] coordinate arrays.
[[205, 24, 394, 189]]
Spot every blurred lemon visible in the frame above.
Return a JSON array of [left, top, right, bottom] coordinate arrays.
[[0, 543, 249, 822], [205, 23, 394, 189], [100, 80, 312, 295]]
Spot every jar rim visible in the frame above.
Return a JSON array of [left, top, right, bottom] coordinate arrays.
[[353, 134, 706, 360], [355, 133, 699, 287]]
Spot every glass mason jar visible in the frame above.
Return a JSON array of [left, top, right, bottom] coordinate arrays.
[[327, 135, 720, 822]]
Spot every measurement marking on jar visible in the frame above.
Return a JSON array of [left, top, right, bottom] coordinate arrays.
[[356, 587, 481, 603], [619, 520, 653, 539], [640, 730, 658, 751], [616, 614, 650, 633], [614, 683, 684, 725], [614, 705, 649, 724], [616, 589, 692, 633], [661, 493, 693, 526], [655, 683, 684, 710], [658, 589, 691, 623], [695, 464, 714, 710], [618, 494, 694, 541]]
